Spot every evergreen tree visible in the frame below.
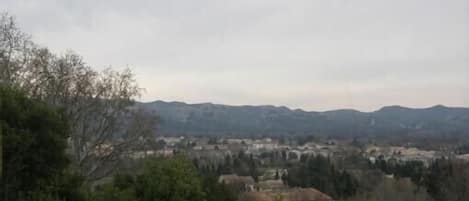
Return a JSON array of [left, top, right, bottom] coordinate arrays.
[[284, 155, 358, 199], [1, 86, 77, 201], [135, 155, 206, 201]]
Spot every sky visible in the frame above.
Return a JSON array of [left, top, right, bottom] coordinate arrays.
[[2, 0, 469, 111]]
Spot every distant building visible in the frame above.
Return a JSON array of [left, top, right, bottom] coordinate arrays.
[[156, 148, 174, 157], [155, 136, 184, 146], [249, 143, 278, 151], [369, 156, 376, 164], [456, 154, 469, 161], [260, 168, 287, 181]]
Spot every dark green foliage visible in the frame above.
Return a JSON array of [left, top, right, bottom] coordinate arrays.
[[92, 173, 137, 201], [135, 156, 206, 201], [113, 173, 136, 190], [51, 172, 87, 201], [199, 151, 261, 181], [93, 157, 239, 201], [423, 159, 469, 201], [372, 157, 469, 201], [91, 174, 137, 201], [284, 155, 359, 199], [202, 176, 237, 201], [0, 86, 80, 201], [225, 152, 260, 181], [92, 183, 136, 201], [373, 158, 426, 185]]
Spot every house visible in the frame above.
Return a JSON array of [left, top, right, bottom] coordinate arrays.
[[155, 136, 184, 146], [156, 148, 174, 157], [456, 153, 469, 161], [249, 143, 278, 151]]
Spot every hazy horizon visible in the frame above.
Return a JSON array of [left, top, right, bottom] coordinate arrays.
[[144, 99, 468, 113], [3, 0, 469, 111]]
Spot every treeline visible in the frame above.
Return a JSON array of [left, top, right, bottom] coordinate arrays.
[[283, 155, 358, 199], [373, 157, 426, 184], [374, 157, 469, 201], [281, 152, 437, 201], [195, 151, 261, 182], [92, 156, 237, 201]]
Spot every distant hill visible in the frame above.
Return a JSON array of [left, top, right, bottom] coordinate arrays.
[[138, 101, 469, 137]]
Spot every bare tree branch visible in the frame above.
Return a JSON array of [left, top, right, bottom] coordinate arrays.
[[0, 13, 158, 182]]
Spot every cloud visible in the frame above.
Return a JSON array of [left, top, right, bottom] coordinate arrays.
[[2, 0, 469, 111]]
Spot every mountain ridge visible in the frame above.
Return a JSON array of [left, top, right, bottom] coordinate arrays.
[[139, 100, 469, 137], [144, 100, 465, 113]]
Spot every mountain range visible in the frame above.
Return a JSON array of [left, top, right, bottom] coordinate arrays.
[[138, 101, 469, 138]]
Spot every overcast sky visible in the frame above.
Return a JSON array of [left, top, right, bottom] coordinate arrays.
[[3, 0, 469, 111]]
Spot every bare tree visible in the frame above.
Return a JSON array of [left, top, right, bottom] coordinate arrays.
[[0, 13, 34, 84], [0, 13, 158, 181]]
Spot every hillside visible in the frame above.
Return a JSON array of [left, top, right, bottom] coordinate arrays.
[[139, 101, 469, 137]]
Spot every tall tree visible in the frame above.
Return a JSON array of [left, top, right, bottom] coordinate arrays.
[[0, 86, 69, 200], [0, 13, 158, 181], [0, 13, 34, 85]]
